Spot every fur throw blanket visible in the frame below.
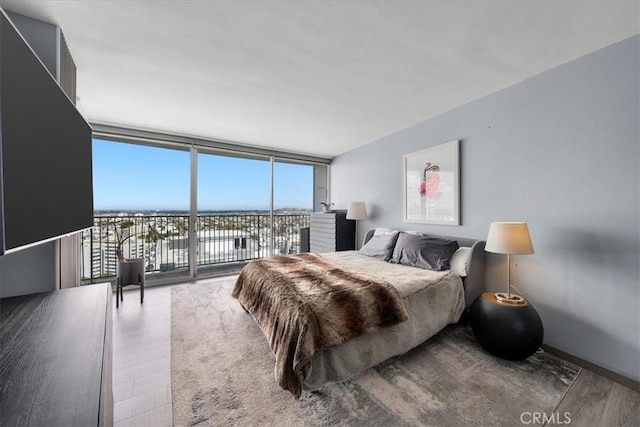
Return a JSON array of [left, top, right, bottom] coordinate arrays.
[[232, 253, 409, 398]]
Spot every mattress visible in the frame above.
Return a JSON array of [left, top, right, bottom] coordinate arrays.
[[302, 251, 465, 391]]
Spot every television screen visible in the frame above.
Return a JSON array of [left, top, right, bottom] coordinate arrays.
[[0, 12, 93, 255]]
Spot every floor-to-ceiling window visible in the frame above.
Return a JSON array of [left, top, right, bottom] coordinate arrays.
[[83, 135, 323, 285], [82, 139, 191, 283]]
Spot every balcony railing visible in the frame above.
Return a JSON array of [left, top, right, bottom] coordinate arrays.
[[81, 213, 310, 283]]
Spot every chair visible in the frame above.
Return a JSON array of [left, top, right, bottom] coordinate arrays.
[[116, 259, 145, 308]]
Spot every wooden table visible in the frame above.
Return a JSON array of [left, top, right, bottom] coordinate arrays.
[[0, 283, 113, 426]]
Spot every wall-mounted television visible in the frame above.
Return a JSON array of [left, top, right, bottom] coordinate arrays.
[[0, 10, 93, 255]]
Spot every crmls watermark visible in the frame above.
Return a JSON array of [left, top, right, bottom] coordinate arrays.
[[520, 412, 572, 425]]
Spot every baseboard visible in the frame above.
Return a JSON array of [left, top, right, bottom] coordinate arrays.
[[542, 345, 640, 392]]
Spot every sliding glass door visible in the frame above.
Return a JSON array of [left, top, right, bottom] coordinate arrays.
[[196, 150, 271, 276], [273, 160, 313, 255], [85, 137, 322, 284]]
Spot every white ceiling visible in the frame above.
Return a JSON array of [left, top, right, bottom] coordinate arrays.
[[1, 1, 638, 158]]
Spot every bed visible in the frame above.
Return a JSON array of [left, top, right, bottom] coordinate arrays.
[[232, 229, 485, 398]]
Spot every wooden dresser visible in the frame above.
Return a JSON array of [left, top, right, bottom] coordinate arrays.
[[0, 283, 113, 426], [310, 211, 356, 253]]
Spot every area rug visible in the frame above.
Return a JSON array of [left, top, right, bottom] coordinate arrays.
[[171, 278, 580, 426]]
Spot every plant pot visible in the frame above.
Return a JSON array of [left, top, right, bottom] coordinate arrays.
[[117, 258, 145, 286]]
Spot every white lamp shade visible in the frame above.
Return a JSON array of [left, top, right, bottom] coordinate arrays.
[[485, 222, 534, 255], [346, 202, 368, 220]]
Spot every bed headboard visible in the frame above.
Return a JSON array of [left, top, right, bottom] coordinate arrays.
[[363, 230, 486, 308]]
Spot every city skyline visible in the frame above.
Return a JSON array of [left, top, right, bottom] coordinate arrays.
[[82, 210, 310, 280], [92, 139, 314, 211]]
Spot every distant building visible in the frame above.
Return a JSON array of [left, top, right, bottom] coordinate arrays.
[[196, 230, 258, 264]]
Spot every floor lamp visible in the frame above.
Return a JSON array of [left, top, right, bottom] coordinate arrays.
[[346, 202, 367, 249]]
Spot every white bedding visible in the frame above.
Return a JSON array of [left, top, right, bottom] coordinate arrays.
[[302, 251, 465, 391]]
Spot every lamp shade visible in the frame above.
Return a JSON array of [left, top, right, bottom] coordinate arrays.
[[485, 222, 534, 255], [346, 202, 368, 220]]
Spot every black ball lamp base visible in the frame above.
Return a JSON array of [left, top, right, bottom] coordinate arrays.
[[470, 292, 544, 361]]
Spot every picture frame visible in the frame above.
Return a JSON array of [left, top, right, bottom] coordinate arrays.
[[403, 140, 460, 225]]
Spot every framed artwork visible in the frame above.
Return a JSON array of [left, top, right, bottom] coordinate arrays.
[[403, 140, 460, 225]]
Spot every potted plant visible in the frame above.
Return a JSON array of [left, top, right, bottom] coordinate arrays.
[[319, 202, 334, 213], [106, 219, 164, 286], [111, 220, 135, 263], [108, 220, 145, 288]]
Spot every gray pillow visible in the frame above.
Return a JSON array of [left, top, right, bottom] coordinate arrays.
[[391, 232, 459, 271], [359, 232, 399, 261]]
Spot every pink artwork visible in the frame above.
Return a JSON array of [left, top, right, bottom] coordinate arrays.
[[404, 140, 459, 225], [420, 163, 440, 200]]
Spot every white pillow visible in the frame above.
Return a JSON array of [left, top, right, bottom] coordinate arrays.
[[450, 247, 472, 277], [374, 227, 399, 236]]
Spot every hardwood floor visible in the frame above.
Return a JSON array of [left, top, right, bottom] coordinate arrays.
[[112, 285, 173, 426], [549, 371, 640, 427], [112, 282, 640, 427]]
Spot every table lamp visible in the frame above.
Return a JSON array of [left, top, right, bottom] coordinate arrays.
[[346, 202, 367, 249], [485, 222, 534, 305]]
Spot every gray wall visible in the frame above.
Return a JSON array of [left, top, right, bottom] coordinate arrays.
[[5, 11, 59, 79], [331, 35, 639, 382], [0, 244, 57, 297]]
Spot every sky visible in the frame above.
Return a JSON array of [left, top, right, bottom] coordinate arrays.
[[92, 139, 313, 211]]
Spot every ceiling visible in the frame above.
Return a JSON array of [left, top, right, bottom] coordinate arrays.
[[1, 1, 638, 158]]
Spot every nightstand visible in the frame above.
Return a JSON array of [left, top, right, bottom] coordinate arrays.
[[470, 292, 544, 360]]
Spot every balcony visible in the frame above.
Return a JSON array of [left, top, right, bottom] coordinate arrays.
[[81, 212, 310, 284]]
